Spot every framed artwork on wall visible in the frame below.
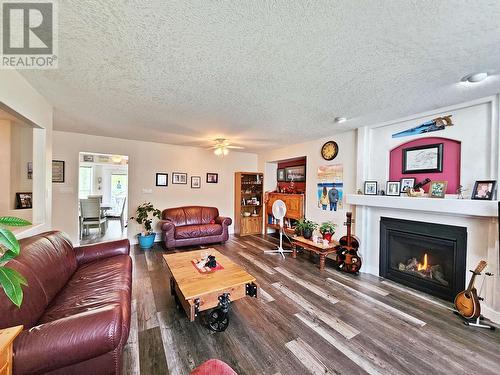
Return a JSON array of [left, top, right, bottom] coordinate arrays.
[[386, 181, 401, 196], [471, 180, 496, 200], [191, 176, 201, 189], [206, 173, 218, 183], [277, 168, 286, 182], [156, 173, 168, 187], [16, 192, 32, 209], [285, 165, 306, 182], [364, 181, 378, 195], [52, 160, 65, 183], [429, 180, 448, 198], [402, 143, 443, 174], [172, 172, 187, 184]]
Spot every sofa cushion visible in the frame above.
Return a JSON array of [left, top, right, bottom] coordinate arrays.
[[0, 231, 77, 329], [175, 224, 223, 239], [39, 255, 132, 333]]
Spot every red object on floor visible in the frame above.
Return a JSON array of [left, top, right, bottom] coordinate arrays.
[[190, 359, 238, 375]]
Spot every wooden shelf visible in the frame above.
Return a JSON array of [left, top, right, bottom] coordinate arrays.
[[235, 172, 264, 236]]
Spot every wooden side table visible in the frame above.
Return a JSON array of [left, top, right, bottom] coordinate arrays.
[[290, 236, 339, 271], [0, 326, 23, 375]]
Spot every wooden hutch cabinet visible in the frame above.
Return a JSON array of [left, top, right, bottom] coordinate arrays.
[[234, 172, 264, 236], [265, 192, 305, 234]]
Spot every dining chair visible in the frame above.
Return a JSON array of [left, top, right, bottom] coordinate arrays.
[[106, 197, 127, 231], [80, 198, 107, 238]]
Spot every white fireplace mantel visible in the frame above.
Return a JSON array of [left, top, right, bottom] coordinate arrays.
[[346, 194, 498, 218]]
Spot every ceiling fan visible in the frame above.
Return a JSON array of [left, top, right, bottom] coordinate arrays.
[[208, 138, 244, 157]]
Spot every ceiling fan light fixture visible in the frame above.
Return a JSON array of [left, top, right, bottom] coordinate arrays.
[[462, 72, 488, 83]]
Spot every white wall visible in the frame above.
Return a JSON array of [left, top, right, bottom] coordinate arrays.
[[0, 71, 53, 236], [10, 124, 33, 209], [52, 131, 258, 244], [257, 130, 357, 239]]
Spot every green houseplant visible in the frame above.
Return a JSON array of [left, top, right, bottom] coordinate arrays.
[[0, 217, 31, 307], [130, 202, 161, 249], [319, 221, 337, 242], [302, 219, 318, 240]]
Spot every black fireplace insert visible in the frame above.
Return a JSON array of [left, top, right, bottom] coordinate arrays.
[[380, 217, 467, 301]]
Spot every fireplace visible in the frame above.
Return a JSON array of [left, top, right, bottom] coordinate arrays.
[[380, 217, 467, 301]]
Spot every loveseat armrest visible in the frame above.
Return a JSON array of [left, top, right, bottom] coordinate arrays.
[[215, 216, 232, 227], [14, 305, 123, 375], [159, 219, 175, 232], [75, 238, 130, 265]]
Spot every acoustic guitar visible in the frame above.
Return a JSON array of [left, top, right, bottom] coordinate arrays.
[[454, 260, 487, 320], [335, 212, 362, 273]]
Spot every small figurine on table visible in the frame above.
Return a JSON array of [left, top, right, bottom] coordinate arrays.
[[206, 255, 217, 269]]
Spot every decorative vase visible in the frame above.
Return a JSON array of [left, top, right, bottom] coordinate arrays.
[[303, 228, 313, 239], [138, 233, 156, 249], [322, 232, 333, 242]]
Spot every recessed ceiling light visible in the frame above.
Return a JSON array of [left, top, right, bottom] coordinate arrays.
[[334, 117, 347, 124], [462, 72, 488, 83]]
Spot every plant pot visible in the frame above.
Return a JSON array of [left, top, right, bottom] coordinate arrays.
[[138, 233, 156, 249], [303, 228, 313, 239], [322, 232, 333, 242]]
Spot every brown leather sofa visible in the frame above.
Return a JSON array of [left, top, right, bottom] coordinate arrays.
[[160, 206, 232, 249], [0, 231, 132, 375]]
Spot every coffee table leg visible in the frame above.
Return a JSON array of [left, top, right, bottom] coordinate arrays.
[[292, 243, 297, 259], [319, 254, 326, 271]]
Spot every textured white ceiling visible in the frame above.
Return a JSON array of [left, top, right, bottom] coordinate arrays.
[[20, 1, 500, 151]]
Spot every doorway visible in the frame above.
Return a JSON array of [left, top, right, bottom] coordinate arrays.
[[78, 152, 129, 244]]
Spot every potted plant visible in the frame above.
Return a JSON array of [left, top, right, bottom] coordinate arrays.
[[319, 221, 337, 242], [0, 216, 31, 307], [130, 202, 161, 249], [294, 218, 306, 236], [302, 219, 318, 240]]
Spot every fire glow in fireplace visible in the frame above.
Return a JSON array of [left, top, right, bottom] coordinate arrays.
[[380, 217, 467, 301]]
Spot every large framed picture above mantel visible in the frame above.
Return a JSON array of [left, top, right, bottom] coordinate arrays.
[[402, 143, 443, 174]]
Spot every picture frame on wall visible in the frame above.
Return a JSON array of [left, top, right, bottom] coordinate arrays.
[[16, 192, 32, 209], [206, 173, 218, 183], [52, 160, 65, 183], [156, 173, 168, 187], [429, 180, 448, 198], [277, 168, 286, 182], [285, 165, 306, 182], [364, 181, 378, 195], [471, 180, 497, 200], [172, 172, 187, 184], [402, 143, 443, 174], [386, 181, 401, 196], [400, 177, 416, 195], [191, 176, 201, 189]]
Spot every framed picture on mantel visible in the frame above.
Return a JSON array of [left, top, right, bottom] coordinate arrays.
[[402, 143, 443, 174]]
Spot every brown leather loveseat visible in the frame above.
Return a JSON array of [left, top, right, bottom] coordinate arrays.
[[0, 231, 132, 375], [160, 206, 232, 249]]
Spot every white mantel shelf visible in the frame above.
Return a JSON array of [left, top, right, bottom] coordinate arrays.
[[346, 194, 498, 218]]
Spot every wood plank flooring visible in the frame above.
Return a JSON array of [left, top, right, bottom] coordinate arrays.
[[124, 234, 500, 375]]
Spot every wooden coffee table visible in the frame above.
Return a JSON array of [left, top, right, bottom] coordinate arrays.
[[290, 236, 339, 271], [163, 249, 257, 331]]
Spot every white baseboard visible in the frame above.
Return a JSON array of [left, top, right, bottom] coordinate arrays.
[[482, 304, 500, 324]]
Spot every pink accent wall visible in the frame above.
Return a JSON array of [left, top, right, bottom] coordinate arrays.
[[389, 137, 461, 194]]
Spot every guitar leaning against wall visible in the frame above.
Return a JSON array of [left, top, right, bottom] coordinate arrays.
[[454, 260, 487, 320]]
